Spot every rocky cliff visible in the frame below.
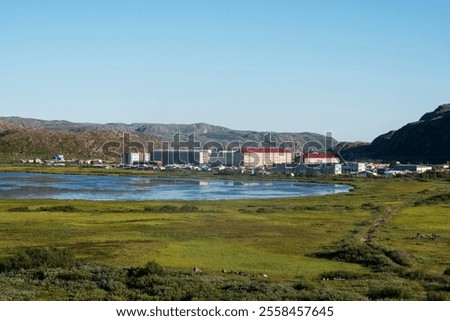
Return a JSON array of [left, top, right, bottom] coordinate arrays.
[[341, 104, 450, 163]]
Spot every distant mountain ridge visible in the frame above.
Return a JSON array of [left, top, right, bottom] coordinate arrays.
[[0, 117, 334, 150], [3, 105, 449, 164], [341, 104, 450, 164], [0, 120, 161, 161]]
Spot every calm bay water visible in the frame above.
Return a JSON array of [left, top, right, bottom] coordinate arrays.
[[0, 172, 351, 201]]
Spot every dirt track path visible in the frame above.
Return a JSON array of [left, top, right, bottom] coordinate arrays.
[[360, 207, 394, 244]]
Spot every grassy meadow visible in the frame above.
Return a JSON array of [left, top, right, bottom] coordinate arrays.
[[0, 167, 449, 300]]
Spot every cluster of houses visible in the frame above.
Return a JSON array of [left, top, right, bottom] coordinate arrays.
[[120, 148, 439, 176], [20, 155, 107, 167], [20, 154, 66, 165]]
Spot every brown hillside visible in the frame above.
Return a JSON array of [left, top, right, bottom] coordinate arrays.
[[0, 121, 160, 162]]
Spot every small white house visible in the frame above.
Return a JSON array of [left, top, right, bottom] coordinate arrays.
[[52, 155, 65, 162]]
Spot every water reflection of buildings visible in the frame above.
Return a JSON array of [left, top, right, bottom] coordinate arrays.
[[233, 181, 260, 186]]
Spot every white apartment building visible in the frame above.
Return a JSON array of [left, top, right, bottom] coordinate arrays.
[[152, 149, 210, 165], [122, 152, 150, 165], [241, 148, 293, 167]]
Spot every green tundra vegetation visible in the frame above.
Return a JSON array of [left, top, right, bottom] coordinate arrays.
[[0, 167, 449, 300]]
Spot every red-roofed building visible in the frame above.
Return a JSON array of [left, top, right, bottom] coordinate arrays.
[[241, 148, 292, 167], [303, 153, 339, 165]]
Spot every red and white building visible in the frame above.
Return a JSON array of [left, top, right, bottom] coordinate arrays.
[[241, 148, 293, 167], [303, 153, 340, 165]]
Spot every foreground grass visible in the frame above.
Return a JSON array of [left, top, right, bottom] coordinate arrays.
[[0, 172, 449, 300], [0, 197, 368, 280]]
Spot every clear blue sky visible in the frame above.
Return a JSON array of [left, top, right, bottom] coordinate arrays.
[[1, 0, 449, 142]]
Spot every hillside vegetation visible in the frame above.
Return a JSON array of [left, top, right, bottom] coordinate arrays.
[[0, 121, 160, 161], [0, 116, 333, 151]]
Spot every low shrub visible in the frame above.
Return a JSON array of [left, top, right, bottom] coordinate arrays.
[[312, 244, 393, 271], [0, 247, 77, 272], [443, 267, 450, 276], [414, 193, 450, 206], [367, 284, 411, 300], [7, 206, 30, 212], [398, 269, 428, 282], [144, 205, 199, 213], [360, 203, 381, 211], [179, 205, 199, 212], [128, 261, 164, 278], [384, 250, 411, 267], [157, 205, 179, 212], [57, 270, 91, 282], [436, 280, 450, 292], [90, 266, 127, 292], [37, 205, 78, 212], [292, 278, 315, 291], [297, 288, 365, 301], [427, 291, 450, 301]]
